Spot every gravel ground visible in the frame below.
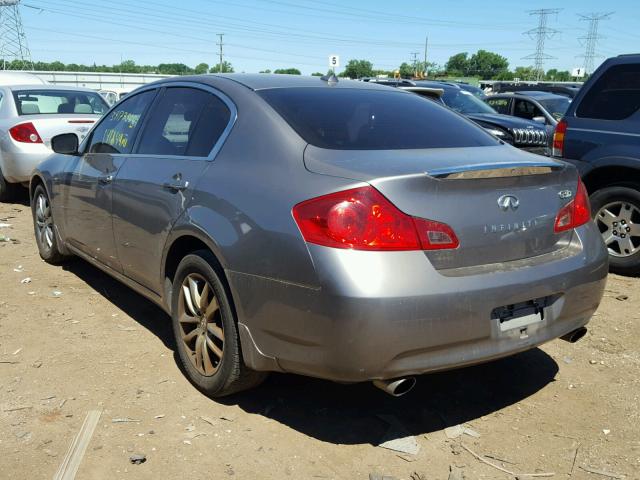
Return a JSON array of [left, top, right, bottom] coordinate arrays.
[[1, 196, 639, 480]]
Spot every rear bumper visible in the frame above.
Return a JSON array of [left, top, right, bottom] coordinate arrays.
[[230, 222, 608, 382], [0, 143, 51, 183]]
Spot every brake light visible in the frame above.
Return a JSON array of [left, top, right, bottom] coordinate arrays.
[[9, 122, 43, 144], [292, 186, 459, 251], [554, 179, 591, 233], [552, 119, 567, 157]]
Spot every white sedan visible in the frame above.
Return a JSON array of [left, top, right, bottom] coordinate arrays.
[[0, 84, 109, 201]]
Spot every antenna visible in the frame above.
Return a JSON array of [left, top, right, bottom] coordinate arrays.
[[0, 0, 32, 70], [577, 12, 613, 75], [522, 8, 561, 81]]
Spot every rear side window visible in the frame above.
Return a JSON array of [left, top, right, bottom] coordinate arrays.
[[258, 88, 497, 150], [13, 89, 109, 115], [87, 90, 156, 154], [577, 63, 640, 120], [136, 87, 231, 157], [487, 97, 510, 114]]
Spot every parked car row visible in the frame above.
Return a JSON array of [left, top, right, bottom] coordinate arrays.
[[0, 55, 635, 398]]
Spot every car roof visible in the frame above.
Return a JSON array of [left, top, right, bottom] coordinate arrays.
[[492, 90, 567, 100], [7, 84, 101, 94], [412, 80, 461, 91], [160, 73, 396, 92]]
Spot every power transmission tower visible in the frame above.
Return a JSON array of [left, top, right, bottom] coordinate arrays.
[[523, 8, 561, 81], [577, 12, 613, 75], [0, 0, 32, 70], [216, 33, 224, 73]]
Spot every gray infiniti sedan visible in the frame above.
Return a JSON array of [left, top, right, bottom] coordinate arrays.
[[30, 74, 608, 397]]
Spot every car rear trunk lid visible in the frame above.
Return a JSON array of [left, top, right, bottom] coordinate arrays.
[[304, 144, 578, 269], [21, 114, 99, 148]]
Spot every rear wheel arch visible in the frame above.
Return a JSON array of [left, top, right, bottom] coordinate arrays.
[[162, 233, 230, 311], [582, 165, 640, 194]]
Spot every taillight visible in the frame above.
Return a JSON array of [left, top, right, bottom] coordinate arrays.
[[9, 122, 43, 144], [554, 178, 591, 233], [552, 119, 567, 157], [292, 186, 459, 251]]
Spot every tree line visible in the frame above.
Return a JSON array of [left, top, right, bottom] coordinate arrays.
[[1, 49, 575, 81]]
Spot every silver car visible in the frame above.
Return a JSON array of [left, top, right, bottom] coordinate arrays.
[[0, 84, 109, 200], [30, 75, 608, 397]]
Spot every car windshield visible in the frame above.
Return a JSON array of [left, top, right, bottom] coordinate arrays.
[[13, 89, 109, 116], [538, 97, 571, 121], [258, 87, 498, 150], [441, 89, 496, 114]]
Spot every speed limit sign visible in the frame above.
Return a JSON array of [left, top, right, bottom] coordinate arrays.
[[329, 55, 340, 69]]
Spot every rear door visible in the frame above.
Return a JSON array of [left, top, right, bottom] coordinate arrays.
[[61, 89, 157, 271], [112, 84, 234, 293]]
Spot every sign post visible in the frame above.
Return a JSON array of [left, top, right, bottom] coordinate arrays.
[[328, 55, 340, 74]]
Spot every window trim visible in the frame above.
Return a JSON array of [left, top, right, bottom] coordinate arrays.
[[129, 82, 237, 162], [81, 88, 160, 156]]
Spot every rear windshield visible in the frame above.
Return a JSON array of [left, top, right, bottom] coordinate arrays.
[[13, 89, 109, 116], [258, 87, 498, 150]]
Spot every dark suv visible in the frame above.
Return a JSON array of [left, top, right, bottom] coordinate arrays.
[[554, 54, 640, 275]]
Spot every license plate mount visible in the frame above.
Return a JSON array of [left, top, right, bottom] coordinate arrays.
[[491, 297, 548, 332]]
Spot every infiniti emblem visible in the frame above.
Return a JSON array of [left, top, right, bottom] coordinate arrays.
[[498, 194, 519, 211]]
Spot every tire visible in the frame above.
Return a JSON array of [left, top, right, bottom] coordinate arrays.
[[0, 167, 20, 202], [590, 184, 640, 276], [171, 250, 267, 397], [31, 185, 68, 264]]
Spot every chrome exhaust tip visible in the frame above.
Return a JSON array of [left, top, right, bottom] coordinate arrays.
[[560, 327, 587, 343], [373, 377, 416, 397]]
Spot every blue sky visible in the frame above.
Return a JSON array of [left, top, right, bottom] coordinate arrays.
[[20, 0, 640, 74]]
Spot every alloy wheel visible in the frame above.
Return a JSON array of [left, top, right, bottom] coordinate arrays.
[[35, 193, 54, 252], [596, 201, 640, 257], [177, 273, 224, 376]]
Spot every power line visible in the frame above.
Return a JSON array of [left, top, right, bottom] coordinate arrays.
[[522, 8, 561, 80], [577, 12, 613, 74], [0, 0, 32, 70]]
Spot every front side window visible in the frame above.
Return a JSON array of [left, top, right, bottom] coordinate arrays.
[[136, 87, 231, 157], [514, 99, 543, 120], [538, 97, 571, 121], [13, 89, 109, 116], [87, 90, 156, 154], [259, 87, 498, 150], [487, 98, 510, 114], [577, 63, 640, 120]]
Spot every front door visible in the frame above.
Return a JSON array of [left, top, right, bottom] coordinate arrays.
[[61, 90, 157, 271], [112, 85, 233, 293]]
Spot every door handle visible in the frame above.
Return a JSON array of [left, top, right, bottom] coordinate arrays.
[[163, 180, 189, 192], [98, 174, 113, 185]]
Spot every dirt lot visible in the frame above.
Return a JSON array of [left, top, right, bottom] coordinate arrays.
[[1, 195, 639, 480]]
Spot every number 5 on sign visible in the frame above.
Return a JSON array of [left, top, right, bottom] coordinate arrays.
[[329, 55, 340, 69]]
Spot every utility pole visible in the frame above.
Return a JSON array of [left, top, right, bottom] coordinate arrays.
[[410, 51, 419, 76], [578, 12, 613, 74], [217, 33, 224, 73], [523, 8, 561, 81], [0, 0, 32, 70], [424, 35, 429, 77]]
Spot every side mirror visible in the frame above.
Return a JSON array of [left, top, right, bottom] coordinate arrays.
[[51, 133, 79, 155], [532, 115, 547, 124]]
